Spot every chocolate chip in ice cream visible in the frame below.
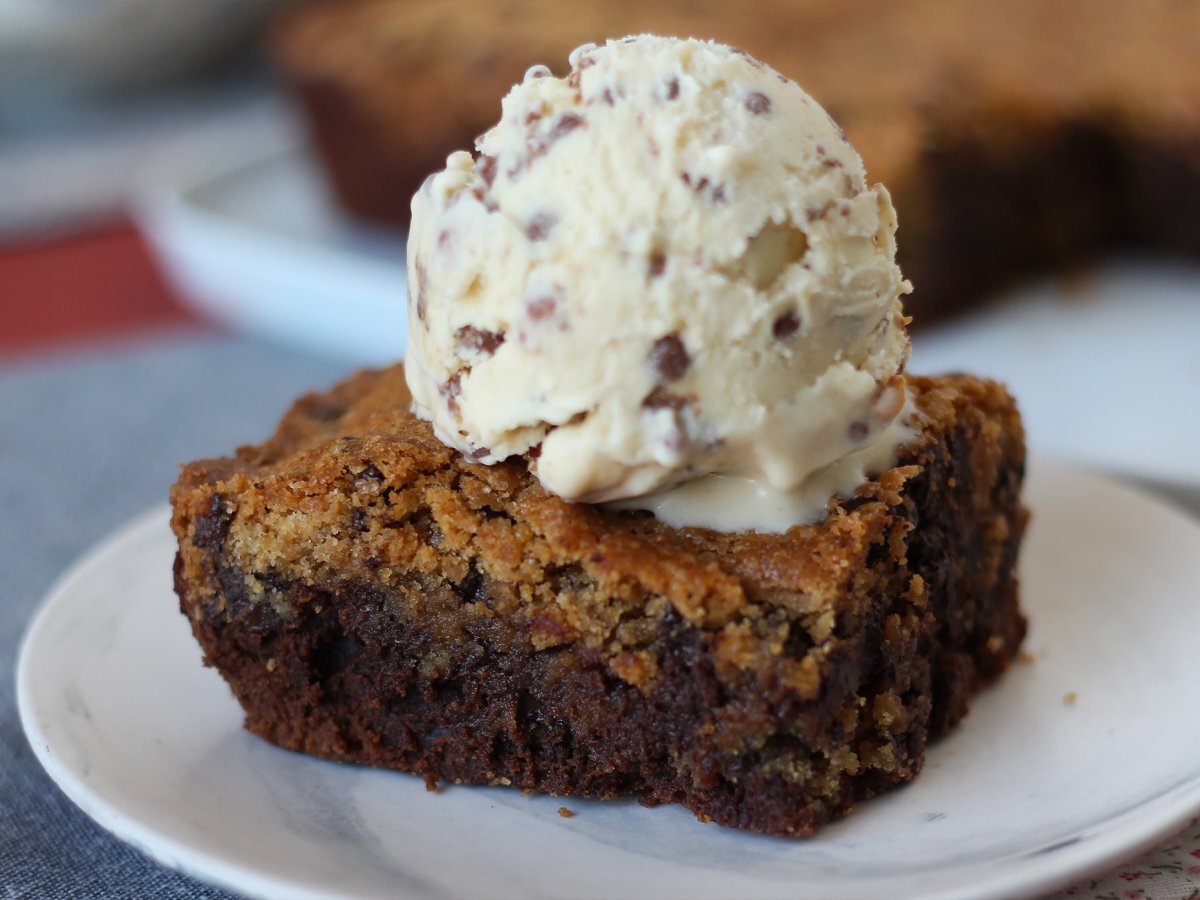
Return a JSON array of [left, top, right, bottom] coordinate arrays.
[[773, 310, 801, 340], [549, 112, 585, 141], [440, 372, 464, 415], [526, 295, 558, 322], [650, 333, 690, 383], [643, 386, 689, 410], [405, 36, 912, 515], [478, 155, 498, 187], [525, 212, 557, 241], [456, 326, 505, 356], [744, 91, 772, 115]]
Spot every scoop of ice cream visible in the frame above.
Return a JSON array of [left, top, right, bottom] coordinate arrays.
[[406, 35, 910, 506]]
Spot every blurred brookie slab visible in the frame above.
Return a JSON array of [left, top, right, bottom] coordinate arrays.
[[270, 0, 1200, 322]]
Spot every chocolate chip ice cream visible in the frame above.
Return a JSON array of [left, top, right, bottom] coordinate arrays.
[[406, 35, 911, 530]]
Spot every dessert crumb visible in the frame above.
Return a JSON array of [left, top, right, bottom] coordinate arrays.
[[558, 806, 574, 818], [1062, 691, 1077, 705]]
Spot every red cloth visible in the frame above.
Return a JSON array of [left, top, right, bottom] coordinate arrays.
[[0, 222, 210, 358]]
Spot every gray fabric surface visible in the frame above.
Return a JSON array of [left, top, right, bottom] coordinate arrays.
[[0, 334, 345, 899]]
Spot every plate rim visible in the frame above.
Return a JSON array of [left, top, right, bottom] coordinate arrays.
[[17, 462, 1200, 900], [132, 141, 409, 368]]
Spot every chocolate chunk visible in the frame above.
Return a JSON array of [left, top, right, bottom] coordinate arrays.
[[665, 77, 680, 100], [356, 463, 384, 484], [648, 251, 667, 278], [441, 372, 464, 415], [456, 326, 505, 356], [549, 112, 585, 141], [310, 634, 363, 683], [601, 87, 615, 106], [744, 91, 772, 115], [806, 200, 837, 222], [525, 113, 587, 168], [681, 172, 725, 203], [455, 563, 488, 604], [848, 420, 870, 442], [729, 47, 764, 69], [773, 310, 801, 340], [478, 155, 498, 187], [351, 508, 370, 533], [525, 212, 557, 241], [649, 333, 690, 382], [643, 386, 689, 410], [467, 446, 491, 460], [193, 494, 233, 551], [414, 260, 428, 321], [527, 296, 557, 321]]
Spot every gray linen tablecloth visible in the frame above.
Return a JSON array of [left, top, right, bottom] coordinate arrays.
[[4, 333, 1200, 899], [1, 334, 344, 898]]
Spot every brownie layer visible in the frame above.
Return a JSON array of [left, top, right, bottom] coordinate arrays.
[[171, 366, 1025, 836]]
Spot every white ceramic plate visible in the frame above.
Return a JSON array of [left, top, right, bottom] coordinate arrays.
[[135, 141, 409, 366], [18, 461, 1200, 900]]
